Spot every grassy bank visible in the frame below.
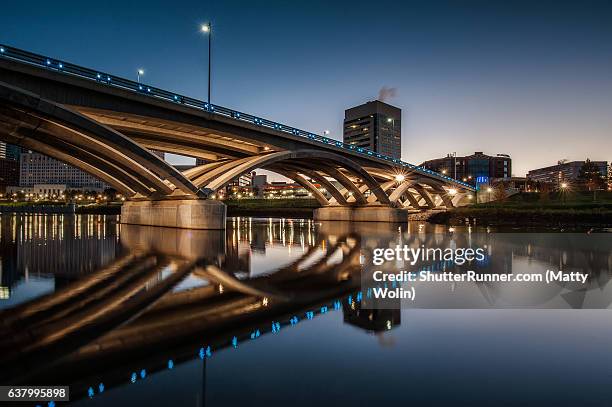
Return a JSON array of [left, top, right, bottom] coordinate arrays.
[[76, 203, 122, 215], [429, 191, 612, 227], [225, 198, 320, 218]]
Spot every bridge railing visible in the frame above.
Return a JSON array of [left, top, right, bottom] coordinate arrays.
[[0, 44, 473, 190]]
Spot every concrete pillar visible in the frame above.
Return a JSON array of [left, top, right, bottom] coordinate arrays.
[[121, 199, 226, 229], [313, 206, 408, 223], [120, 224, 225, 259]]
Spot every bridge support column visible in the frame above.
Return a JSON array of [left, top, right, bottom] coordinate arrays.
[[313, 206, 408, 223], [121, 199, 226, 230]]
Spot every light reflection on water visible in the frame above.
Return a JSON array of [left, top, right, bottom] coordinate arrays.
[[0, 214, 611, 407]]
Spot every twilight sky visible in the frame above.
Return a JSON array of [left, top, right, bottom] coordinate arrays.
[[2, 0, 611, 176]]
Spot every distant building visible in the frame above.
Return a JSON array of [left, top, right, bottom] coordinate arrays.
[[19, 152, 108, 191], [343, 100, 401, 159], [421, 152, 511, 186], [252, 174, 267, 187], [228, 173, 252, 188], [6, 144, 25, 161], [224, 173, 253, 197], [252, 174, 268, 197], [0, 158, 19, 192], [263, 181, 321, 199], [527, 160, 608, 188], [0, 143, 21, 191], [491, 177, 536, 192], [6, 184, 67, 196]]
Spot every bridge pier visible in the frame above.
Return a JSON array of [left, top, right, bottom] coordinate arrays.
[[313, 206, 408, 223], [121, 199, 226, 230]]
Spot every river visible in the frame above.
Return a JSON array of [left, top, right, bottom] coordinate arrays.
[[1, 214, 611, 406]]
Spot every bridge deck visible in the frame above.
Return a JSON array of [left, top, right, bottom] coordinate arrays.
[[0, 44, 474, 192]]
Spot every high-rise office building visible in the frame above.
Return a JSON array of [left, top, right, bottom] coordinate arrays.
[[343, 101, 401, 159], [0, 159, 19, 192], [5, 144, 24, 161], [0, 143, 20, 191]]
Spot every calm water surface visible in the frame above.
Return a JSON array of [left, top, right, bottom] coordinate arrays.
[[1, 214, 612, 407]]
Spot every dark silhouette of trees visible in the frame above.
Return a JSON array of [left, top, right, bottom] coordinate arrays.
[[577, 159, 605, 191]]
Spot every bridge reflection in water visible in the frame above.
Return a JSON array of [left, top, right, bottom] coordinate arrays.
[[0, 216, 386, 404], [0, 216, 611, 405]]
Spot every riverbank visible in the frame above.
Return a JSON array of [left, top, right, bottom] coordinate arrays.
[[0, 199, 318, 217], [429, 191, 612, 227], [225, 198, 320, 218], [5, 192, 612, 228], [0, 202, 122, 215]]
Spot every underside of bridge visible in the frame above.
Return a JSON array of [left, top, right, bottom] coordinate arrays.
[[0, 73, 475, 229]]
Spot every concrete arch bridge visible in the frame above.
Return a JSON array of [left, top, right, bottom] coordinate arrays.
[[0, 44, 475, 228]]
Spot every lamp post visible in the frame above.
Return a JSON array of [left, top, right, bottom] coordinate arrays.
[[201, 23, 212, 106], [137, 69, 144, 83]]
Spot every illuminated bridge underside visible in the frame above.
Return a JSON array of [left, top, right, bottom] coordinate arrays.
[[0, 46, 475, 227], [0, 82, 200, 198], [182, 150, 469, 210], [75, 108, 472, 210]]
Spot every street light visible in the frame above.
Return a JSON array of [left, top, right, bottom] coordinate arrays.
[[137, 69, 144, 83], [201, 22, 212, 105]]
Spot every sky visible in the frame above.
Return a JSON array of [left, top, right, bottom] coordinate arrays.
[[1, 0, 611, 176]]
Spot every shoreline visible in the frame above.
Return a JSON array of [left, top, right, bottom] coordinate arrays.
[[2, 201, 612, 228], [427, 207, 612, 228]]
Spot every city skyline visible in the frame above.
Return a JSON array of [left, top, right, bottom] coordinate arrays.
[[2, 0, 611, 176]]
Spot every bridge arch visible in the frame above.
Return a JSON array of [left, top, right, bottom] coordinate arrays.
[[185, 150, 392, 206], [0, 81, 201, 198], [337, 170, 466, 210]]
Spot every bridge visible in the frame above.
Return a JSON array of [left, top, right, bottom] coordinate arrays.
[[0, 44, 475, 228]]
